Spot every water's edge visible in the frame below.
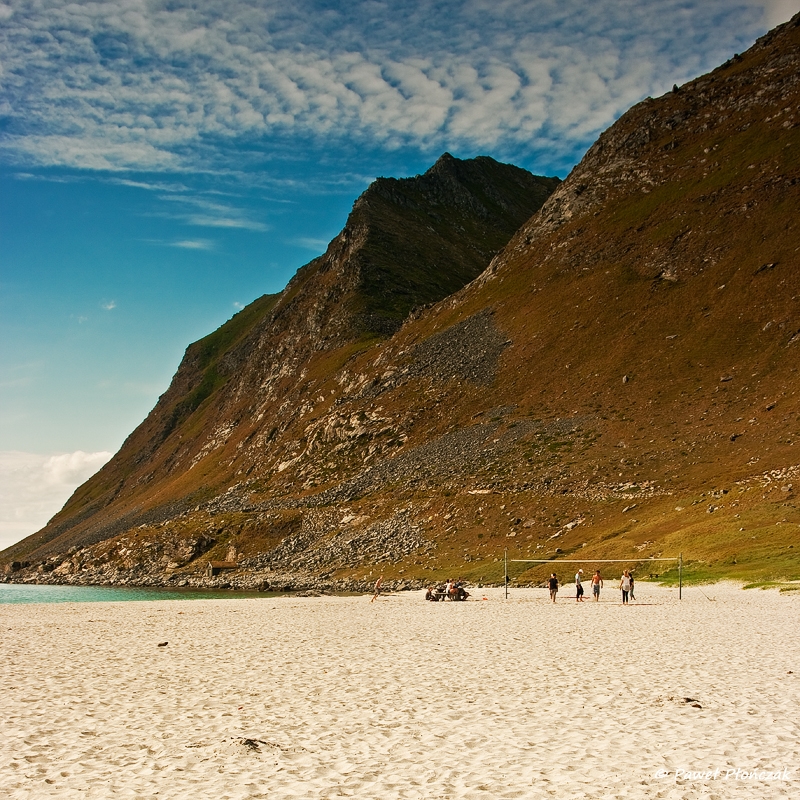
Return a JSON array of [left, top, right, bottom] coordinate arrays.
[[0, 583, 284, 604]]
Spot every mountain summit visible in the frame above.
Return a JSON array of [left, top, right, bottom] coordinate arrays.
[[4, 13, 800, 589]]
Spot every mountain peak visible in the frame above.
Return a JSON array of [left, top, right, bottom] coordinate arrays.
[[427, 150, 458, 173]]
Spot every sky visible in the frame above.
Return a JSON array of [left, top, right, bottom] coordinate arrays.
[[1, 0, 799, 550]]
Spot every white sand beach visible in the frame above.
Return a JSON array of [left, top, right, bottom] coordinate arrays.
[[1, 583, 798, 799]]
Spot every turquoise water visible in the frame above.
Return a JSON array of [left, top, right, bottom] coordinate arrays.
[[0, 583, 271, 604]]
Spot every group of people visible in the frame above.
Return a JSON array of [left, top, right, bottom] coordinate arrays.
[[375, 568, 636, 604], [425, 579, 470, 601], [547, 569, 635, 603]]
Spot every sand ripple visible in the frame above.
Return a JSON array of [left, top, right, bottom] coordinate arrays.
[[1, 584, 798, 798]]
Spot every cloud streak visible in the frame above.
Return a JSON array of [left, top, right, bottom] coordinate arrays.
[[292, 236, 330, 252], [156, 194, 269, 230], [170, 239, 213, 250], [0, 1, 791, 174], [762, 0, 800, 25]]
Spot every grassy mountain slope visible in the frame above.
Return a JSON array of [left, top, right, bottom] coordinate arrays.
[[320, 13, 800, 588]]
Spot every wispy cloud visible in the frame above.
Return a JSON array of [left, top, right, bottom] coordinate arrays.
[[170, 239, 214, 250], [762, 0, 800, 25], [111, 178, 191, 193], [0, 450, 113, 549], [0, 0, 789, 175], [12, 172, 76, 183], [156, 194, 268, 231], [101, 300, 117, 310], [293, 236, 330, 252], [183, 215, 268, 231], [0, 361, 42, 391]]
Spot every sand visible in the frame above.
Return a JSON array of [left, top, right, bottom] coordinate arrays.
[[1, 583, 798, 799]]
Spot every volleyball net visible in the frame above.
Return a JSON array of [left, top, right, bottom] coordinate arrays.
[[503, 552, 684, 600]]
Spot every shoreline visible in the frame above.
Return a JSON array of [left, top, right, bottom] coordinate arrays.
[[3, 569, 800, 597], [2, 584, 798, 798]]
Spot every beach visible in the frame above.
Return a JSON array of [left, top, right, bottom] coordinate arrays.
[[1, 584, 798, 799]]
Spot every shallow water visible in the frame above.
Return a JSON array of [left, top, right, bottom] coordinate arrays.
[[0, 582, 272, 604]]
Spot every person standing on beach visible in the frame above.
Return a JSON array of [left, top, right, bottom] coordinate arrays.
[[371, 575, 383, 602], [620, 570, 631, 604], [548, 573, 559, 603], [575, 569, 584, 602], [629, 572, 635, 601], [591, 570, 603, 601]]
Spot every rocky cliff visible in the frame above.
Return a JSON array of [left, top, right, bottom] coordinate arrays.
[[4, 14, 800, 590]]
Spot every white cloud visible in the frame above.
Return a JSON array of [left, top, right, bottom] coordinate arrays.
[[0, 0, 781, 173], [759, 0, 800, 26], [157, 194, 269, 230], [0, 450, 113, 551], [111, 178, 190, 192], [293, 236, 330, 251], [171, 239, 214, 250], [101, 300, 117, 310], [3, 135, 180, 171], [183, 214, 268, 231]]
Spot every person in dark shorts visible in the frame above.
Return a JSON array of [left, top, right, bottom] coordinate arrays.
[[575, 569, 585, 602], [591, 570, 603, 601], [548, 573, 559, 603]]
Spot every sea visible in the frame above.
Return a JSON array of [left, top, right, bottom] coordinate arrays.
[[0, 583, 270, 604]]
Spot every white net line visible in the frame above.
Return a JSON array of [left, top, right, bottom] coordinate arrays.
[[509, 558, 679, 563]]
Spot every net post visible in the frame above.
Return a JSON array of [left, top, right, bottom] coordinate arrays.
[[679, 552, 683, 600], [504, 548, 508, 600]]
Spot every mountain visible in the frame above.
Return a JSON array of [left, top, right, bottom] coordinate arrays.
[[1, 155, 559, 580], [4, 13, 800, 590]]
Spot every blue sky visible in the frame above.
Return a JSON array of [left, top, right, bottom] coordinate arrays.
[[1, 0, 798, 548]]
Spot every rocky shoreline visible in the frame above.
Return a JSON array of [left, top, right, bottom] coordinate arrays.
[[0, 566, 429, 594]]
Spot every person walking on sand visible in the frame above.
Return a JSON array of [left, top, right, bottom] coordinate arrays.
[[548, 573, 559, 603], [591, 570, 603, 601], [575, 569, 585, 602], [629, 572, 635, 601], [620, 570, 631, 604], [371, 575, 383, 602]]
